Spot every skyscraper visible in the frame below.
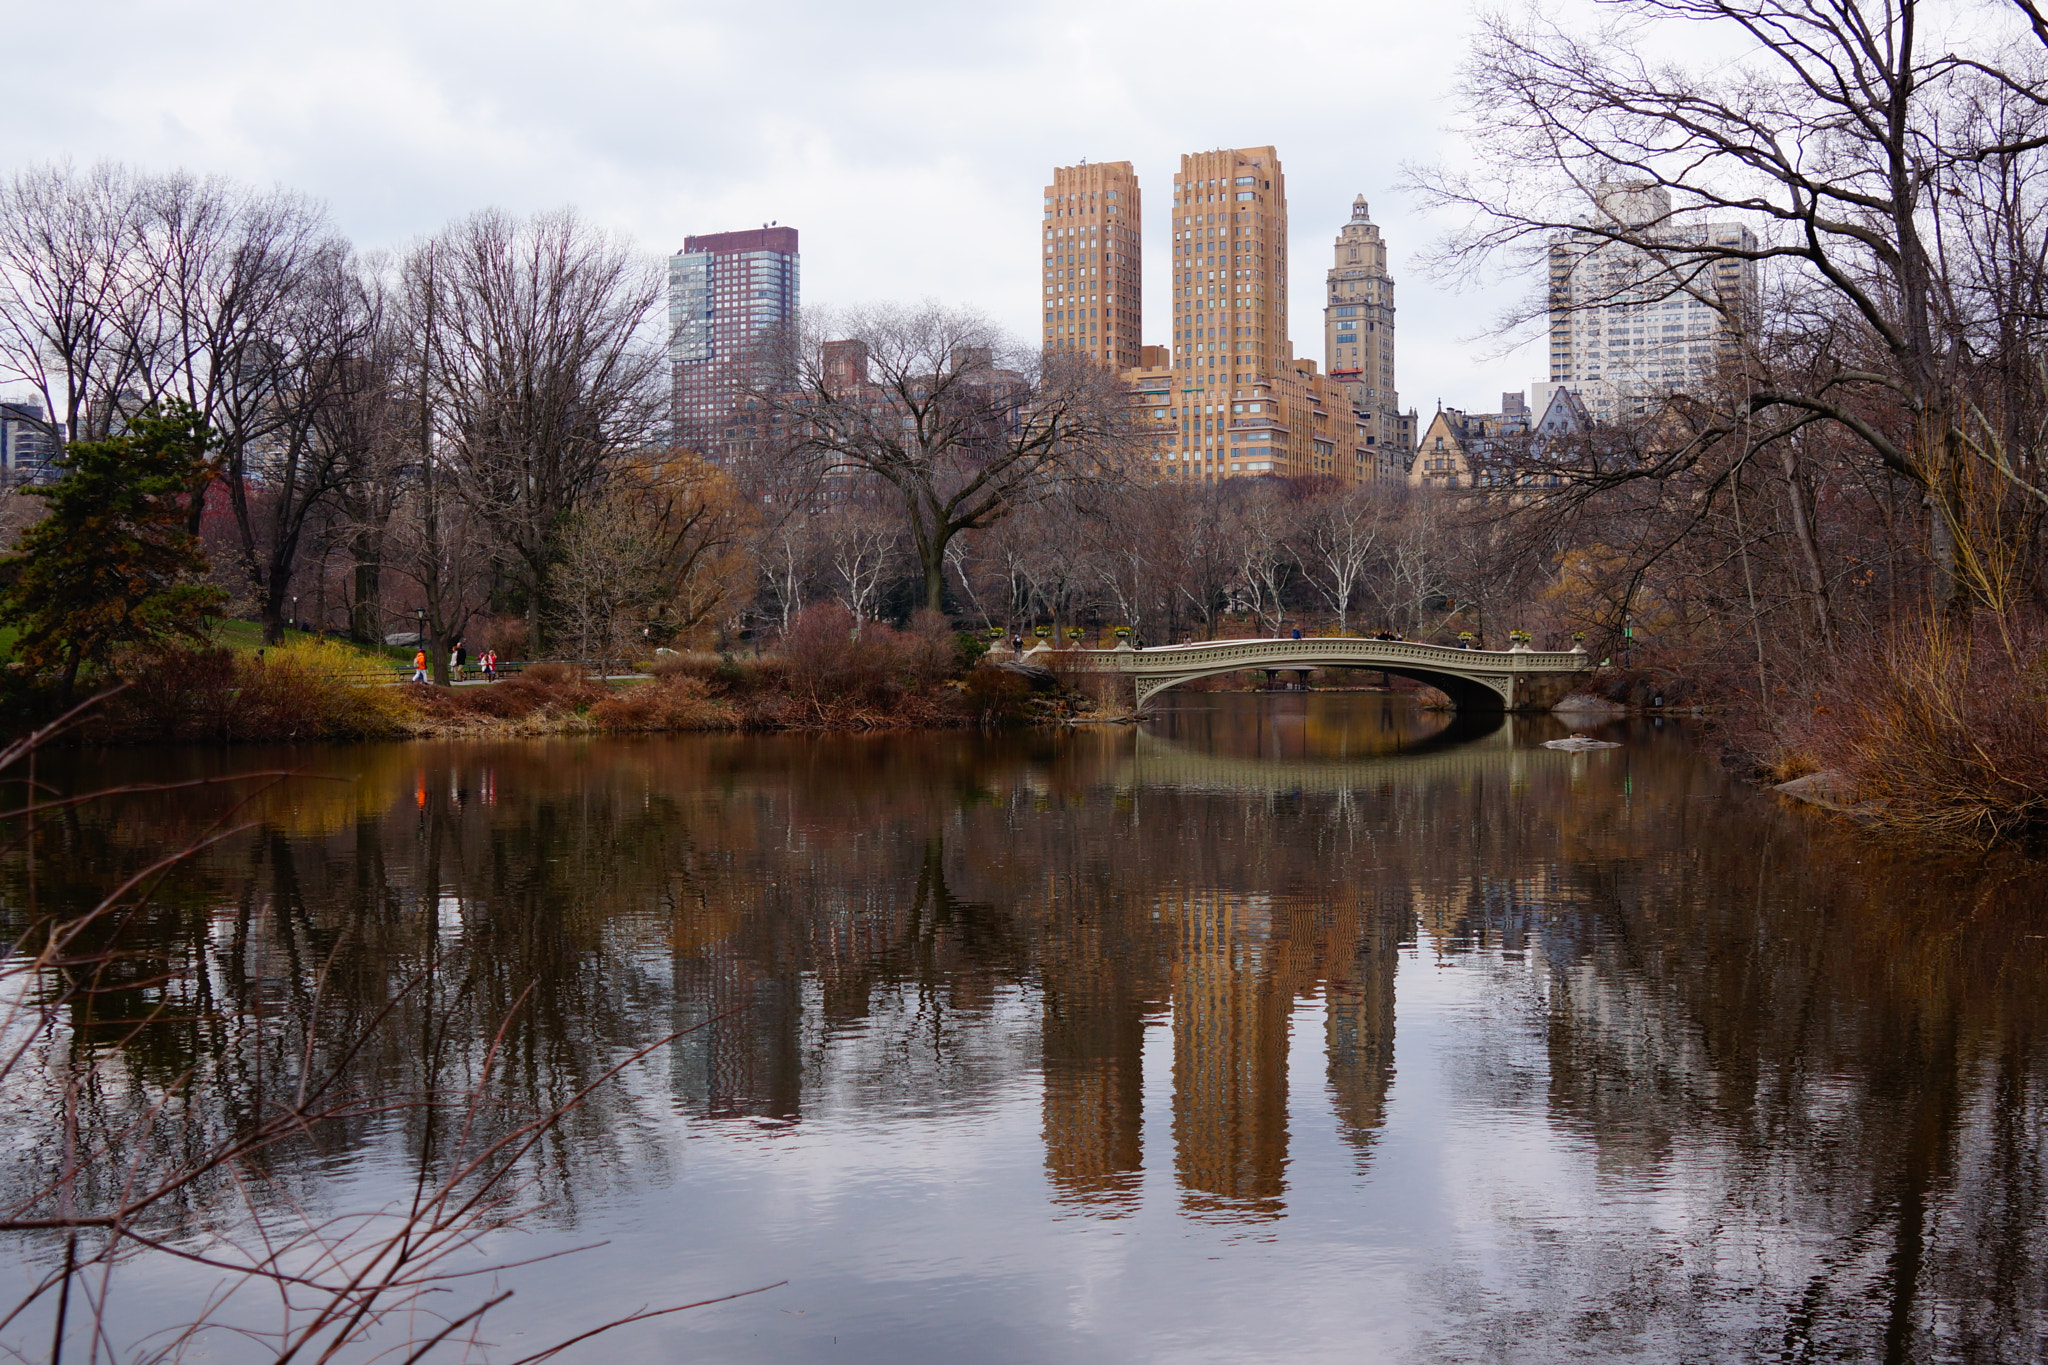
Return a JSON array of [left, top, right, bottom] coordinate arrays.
[[1545, 183, 1758, 421], [669, 226, 800, 460], [1323, 197, 1415, 483], [1151, 147, 1368, 483], [1042, 161, 1142, 369], [1170, 146, 1288, 386]]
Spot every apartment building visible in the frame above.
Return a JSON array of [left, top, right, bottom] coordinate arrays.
[[1043, 162, 1142, 370], [1408, 388, 1589, 490], [1545, 183, 1759, 421], [669, 226, 800, 460], [1323, 196, 1416, 484], [0, 402, 58, 483], [1170, 147, 1287, 388]]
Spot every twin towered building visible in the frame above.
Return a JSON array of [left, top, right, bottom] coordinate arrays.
[[666, 149, 1754, 490], [662, 147, 1420, 487], [1043, 146, 1414, 486]]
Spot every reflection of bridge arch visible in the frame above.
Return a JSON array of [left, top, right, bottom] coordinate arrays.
[[1123, 719, 1618, 794], [1055, 638, 1591, 711]]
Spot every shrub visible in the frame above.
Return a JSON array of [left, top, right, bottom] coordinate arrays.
[[1811, 618, 2048, 844], [590, 675, 739, 732], [92, 640, 411, 743], [494, 664, 611, 713], [960, 664, 1032, 724]]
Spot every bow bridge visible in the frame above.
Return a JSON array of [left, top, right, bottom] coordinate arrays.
[[1043, 637, 1594, 711]]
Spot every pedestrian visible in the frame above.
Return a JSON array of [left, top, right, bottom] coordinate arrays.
[[411, 648, 428, 683], [452, 642, 467, 681], [483, 649, 497, 681], [1291, 627, 1302, 640]]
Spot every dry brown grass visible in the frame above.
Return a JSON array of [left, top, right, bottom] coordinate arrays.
[[589, 674, 740, 731], [1812, 617, 2048, 845]]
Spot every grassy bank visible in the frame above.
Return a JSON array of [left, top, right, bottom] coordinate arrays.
[[10, 608, 1090, 745]]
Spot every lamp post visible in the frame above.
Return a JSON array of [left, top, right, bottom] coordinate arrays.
[[292, 596, 300, 634]]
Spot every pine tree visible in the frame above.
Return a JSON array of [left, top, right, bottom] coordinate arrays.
[[0, 404, 222, 702]]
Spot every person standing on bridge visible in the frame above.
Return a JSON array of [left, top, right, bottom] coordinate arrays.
[[1291, 628, 1302, 640]]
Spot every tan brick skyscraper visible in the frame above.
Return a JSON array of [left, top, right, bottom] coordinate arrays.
[[1041, 161, 1141, 370], [1171, 147, 1287, 384], [1153, 147, 1363, 484]]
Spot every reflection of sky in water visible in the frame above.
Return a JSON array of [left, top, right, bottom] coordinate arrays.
[[9, 696, 2047, 1362]]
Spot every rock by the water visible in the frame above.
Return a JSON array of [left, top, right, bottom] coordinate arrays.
[[997, 659, 1058, 689], [1543, 734, 1622, 751]]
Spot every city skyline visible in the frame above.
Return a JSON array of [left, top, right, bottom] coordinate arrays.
[[5, 0, 1562, 421]]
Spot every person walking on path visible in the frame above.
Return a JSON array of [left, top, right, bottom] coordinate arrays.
[[411, 648, 429, 683], [482, 649, 497, 681], [451, 642, 467, 682]]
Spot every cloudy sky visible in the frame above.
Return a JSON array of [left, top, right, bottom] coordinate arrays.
[[8, 0, 1554, 412]]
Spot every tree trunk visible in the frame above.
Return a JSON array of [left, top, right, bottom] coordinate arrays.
[[922, 544, 946, 616], [351, 541, 382, 645], [1777, 441, 1835, 654]]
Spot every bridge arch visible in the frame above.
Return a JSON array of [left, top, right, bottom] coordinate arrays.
[[1132, 661, 1509, 711], [1049, 637, 1591, 713]]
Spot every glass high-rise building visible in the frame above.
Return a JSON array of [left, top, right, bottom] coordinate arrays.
[[669, 226, 800, 461]]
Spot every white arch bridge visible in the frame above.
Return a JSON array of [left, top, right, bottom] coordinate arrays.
[[1045, 637, 1595, 711]]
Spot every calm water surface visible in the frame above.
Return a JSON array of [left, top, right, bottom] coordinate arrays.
[[7, 694, 2048, 1362]]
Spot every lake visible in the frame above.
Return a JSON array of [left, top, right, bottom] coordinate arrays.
[[4, 693, 2045, 1362]]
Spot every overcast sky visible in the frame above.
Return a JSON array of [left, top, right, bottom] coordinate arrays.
[[7, 0, 1554, 413]]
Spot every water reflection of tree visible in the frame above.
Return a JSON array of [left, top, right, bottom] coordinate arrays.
[[8, 720, 2048, 1357], [1404, 740, 2048, 1363]]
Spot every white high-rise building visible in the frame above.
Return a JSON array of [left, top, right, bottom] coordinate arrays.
[[1545, 183, 1758, 421]]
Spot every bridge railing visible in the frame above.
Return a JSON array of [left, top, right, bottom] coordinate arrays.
[[1034, 637, 1589, 671]]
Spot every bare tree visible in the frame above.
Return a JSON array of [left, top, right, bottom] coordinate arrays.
[[0, 162, 153, 446], [426, 208, 664, 651], [823, 498, 901, 624], [761, 303, 1135, 614], [1410, 0, 2048, 615], [1232, 483, 1295, 635], [1295, 485, 1383, 633]]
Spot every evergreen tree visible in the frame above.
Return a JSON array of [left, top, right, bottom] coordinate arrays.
[[0, 404, 221, 701]]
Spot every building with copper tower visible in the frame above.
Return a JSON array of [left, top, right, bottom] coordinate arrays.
[[1323, 197, 1416, 483]]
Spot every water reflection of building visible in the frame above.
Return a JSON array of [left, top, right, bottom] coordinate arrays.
[[672, 922, 802, 1120], [1325, 895, 1408, 1160], [1171, 891, 1294, 1220], [1039, 888, 1169, 1215]]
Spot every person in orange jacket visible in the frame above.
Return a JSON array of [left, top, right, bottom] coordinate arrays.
[[412, 648, 429, 683]]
